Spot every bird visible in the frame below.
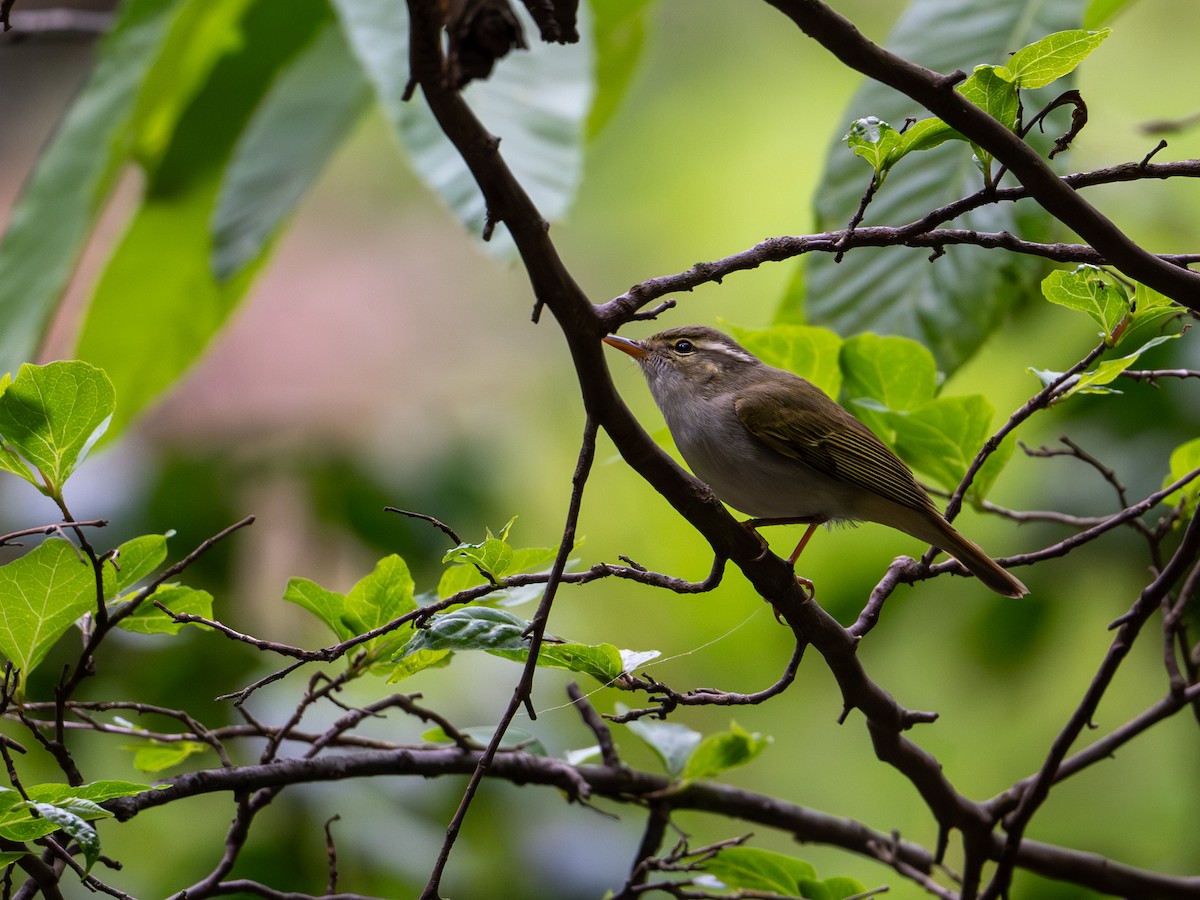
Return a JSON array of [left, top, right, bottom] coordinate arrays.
[[603, 325, 1028, 598]]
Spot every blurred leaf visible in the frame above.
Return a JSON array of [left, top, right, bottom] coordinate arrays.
[[890, 394, 997, 493], [681, 722, 770, 781], [212, 21, 371, 280], [122, 739, 208, 772], [703, 846, 816, 895], [0, 0, 186, 374], [805, 0, 1089, 373], [1163, 437, 1200, 517], [1041, 265, 1129, 344], [422, 725, 545, 754], [333, 0, 594, 255], [1083, 0, 1136, 26], [724, 323, 844, 399], [563, 745, 601, 766], [73, 0, 330, 441], [0, 540, 97, 689], [588, 0, 654, 138], [994, 28, 1111, 88], [109, 533, 170, 593], [117, 584, 213, 635], [623, 715, 702, 778], [816, 876, 872, 899], [0, 362, 115, 499]]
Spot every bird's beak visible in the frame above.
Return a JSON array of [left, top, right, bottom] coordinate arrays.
[[602, 334, 648, 359]]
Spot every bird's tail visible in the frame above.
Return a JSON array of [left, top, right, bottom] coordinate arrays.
[[927, 518, 1028, 598]]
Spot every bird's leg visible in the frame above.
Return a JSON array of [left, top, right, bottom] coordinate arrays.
[[741, 516, 826, 597]]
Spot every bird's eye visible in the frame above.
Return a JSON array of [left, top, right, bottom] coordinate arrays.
[[673, 339, 695, 354]]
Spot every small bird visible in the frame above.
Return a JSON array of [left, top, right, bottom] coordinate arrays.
[[603, 325, 1028, 598]]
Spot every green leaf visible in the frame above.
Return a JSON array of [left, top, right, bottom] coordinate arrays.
[[805, 0, 1085, 374], [840, 333, 938, 433], [122, 739, 207, 773], [995, 28, 1111, 89], [890, 394, 997, 494], [623, 715, 702, 778], [116, 583, 213, 635], [0, 362, 115, 498], [0, 851, 31, 866], [1128, 283, 1182, 331], [724, 323, 844, 399], [0, 540, 97, 688], [333, 0, 594, 256], [341, 554, 417, 635], [588, 0, 654, 139], [492, 641, 626, 684], [1084, 0, 1135, 27], [1042, 265, 1130, 344], [73, 0, 330, 441], [1039, 334, 1179, 402], [1163, 437, 1200, 517], [817, 875, 872, 899], [422, 725, 546, 754], [283, 577, 355, 642], [0, 0, 186, 375], [109, 533, 170, 593], [441, 519, 517, 580], [385, 646, 452, 682], [895, 116, 961, 157], [844, 116, 902, 185], [402, 607, 531, 655], [211, 21, 371, 280], [703, 846, 817, 895], [681, 722, 770, 782], [958, 65, 1020, 181]]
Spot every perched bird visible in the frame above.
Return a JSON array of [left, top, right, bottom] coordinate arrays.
[[603, 325, 1027, 598]]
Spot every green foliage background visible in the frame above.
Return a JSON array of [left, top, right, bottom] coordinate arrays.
[[0, 0, 1198, 896]]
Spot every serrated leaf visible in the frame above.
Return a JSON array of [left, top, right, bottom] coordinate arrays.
[[1163, 437, 1200, 517], [121, 739, 207, 772], [623, 715, 702, 778], [116, 583, 213, 635], [805, 0, 1086, 374], [1042, 265, 1130, 344], [703, 846, 817, 895], [681, 722, 770, 781], [212, 20, 371, 280], [0, 0, 187, 375], [995, 28, 1111, 89], [0, 540, 97, 689], [724, 323, 843, 399], [0, 362, 115, 498]]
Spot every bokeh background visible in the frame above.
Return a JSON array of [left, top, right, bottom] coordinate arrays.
[[2, 0, 1199, 896]]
